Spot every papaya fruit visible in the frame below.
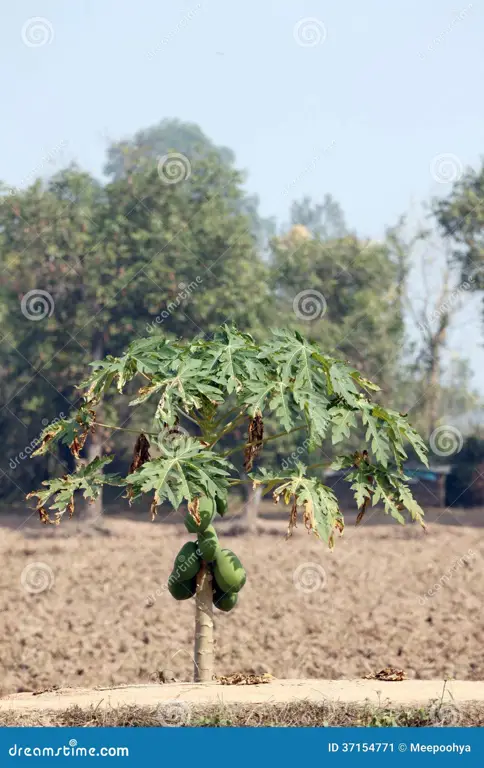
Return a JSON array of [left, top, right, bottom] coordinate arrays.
[[168, 574, 197, 601], [213, 548, 246, 593], [212, 580, 237, 611], [214, 591, 238, 612], [215, 494, 228, 518], [173, 541, 201, 581], [184, 497, 215, 533], [197, 525, 220, 563]]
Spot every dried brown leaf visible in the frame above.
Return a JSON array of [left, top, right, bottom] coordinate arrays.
[[150, 493, 159, 522], [243, 412, 264, 472], [187, 497, 201, 527], [217, 673, 274, 686], [128, 434, 151, 475], [285, 497, 298, 539], [364, 667, 407, 682]]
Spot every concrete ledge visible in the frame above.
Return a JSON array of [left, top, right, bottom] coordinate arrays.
[[1, 680, 484, 713]]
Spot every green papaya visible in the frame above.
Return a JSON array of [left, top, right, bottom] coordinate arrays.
[[184, 497, 215, 533], [213, 548, 246, 593], [215, 494, 228, 518], [168, 574, 197, 601], [212, 579, 232, 600], [173, 541, 201, 581], [197, 525, 220, 563], [214, 591, 238, 612]]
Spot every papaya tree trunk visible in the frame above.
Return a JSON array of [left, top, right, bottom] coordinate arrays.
[[241, 483, 262, 534], [194, 563, 214, 682], [84, 330, 104, 522]]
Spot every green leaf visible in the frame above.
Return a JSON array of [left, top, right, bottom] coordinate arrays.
[[27, 457, 122, 520], [360, 407, 390, 467], [329, 406, 357, 444], [127, 437, 233, 512], [328, 362, 359, 406]]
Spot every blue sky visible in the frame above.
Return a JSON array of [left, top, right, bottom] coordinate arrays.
[[2, 0, 484, 387]]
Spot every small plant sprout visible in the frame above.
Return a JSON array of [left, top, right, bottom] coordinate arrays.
[[27, 325, 428, 681]]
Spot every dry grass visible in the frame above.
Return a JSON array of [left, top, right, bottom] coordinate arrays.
[[1, 511, 484, 695], [1, 700, 484, 727]]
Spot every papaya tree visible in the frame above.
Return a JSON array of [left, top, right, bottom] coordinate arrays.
[[27, 325, 428, 682]]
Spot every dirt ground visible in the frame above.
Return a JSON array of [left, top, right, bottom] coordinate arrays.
[[1, 504, 483, 696]]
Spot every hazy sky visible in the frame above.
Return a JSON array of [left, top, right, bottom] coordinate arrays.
[[2, 0, 484, 386]]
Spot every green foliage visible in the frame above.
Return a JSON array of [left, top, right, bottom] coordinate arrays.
[[0, 138, 272, 497], [26, 456, 123, 522], [270, 230, 404, 384], [28, 325, 427, 543], [433, 163, 484, 289]]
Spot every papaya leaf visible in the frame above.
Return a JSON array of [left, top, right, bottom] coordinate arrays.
[[28, 324, 428, 548], [127, 437, 233, 512], [328, 362, 360, 407], [27, 456, 123, 521]]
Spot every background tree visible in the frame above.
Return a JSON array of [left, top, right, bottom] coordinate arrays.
[[433, 162, 484, 294], [271, 226, 404, 386], [387, 217, 476, 440], [0, 145, 273, 506], [104, 117, 276, 248]]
